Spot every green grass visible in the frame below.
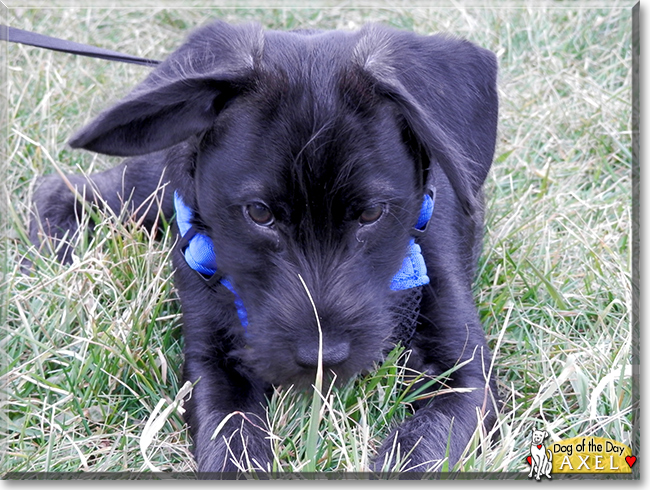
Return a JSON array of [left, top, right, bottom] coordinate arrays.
[[2, 4, 635, 477]]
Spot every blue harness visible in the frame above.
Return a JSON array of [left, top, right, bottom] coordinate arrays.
[[175, 191, 434, 333]]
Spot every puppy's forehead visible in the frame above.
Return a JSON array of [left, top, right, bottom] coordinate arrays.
[[195, 24, 419, 209], [234, 174, 399, 203]]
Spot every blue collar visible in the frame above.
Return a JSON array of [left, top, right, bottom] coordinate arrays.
[[174, 192, 249, 329], [174, 191, 434, 331], [390, 192, 434, 291]]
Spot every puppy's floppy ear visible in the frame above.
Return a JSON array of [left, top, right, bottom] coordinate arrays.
[[354, 25, 498, 213], [69, 21, 264, 156]]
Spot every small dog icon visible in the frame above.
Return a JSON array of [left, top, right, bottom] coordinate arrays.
[[528, 429, 553, 480]]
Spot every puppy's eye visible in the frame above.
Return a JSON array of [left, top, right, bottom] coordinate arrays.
[[246, 202, 274, 226], [359, 204, 385, 225]]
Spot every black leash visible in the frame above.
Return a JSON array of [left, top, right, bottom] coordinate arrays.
[[1, 25, 161, 66]]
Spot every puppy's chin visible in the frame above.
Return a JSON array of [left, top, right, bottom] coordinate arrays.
[[257, 366, 361, 392]]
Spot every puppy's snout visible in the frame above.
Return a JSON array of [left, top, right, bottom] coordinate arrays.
[[295, 340, 350, 369]]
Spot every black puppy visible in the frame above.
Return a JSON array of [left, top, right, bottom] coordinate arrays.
[[29, 20, 499, 474]]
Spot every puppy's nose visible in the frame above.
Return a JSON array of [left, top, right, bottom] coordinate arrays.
[[295, 340, 350, 368]]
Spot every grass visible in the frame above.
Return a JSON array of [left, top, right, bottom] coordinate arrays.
[[2, 3, 636, 478]]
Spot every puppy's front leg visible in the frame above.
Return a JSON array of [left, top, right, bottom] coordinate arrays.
[[375, 271, 497, 472], [174, 259, 273, 475], [183, 352, 272, 474], [376, 385, 492, 472]]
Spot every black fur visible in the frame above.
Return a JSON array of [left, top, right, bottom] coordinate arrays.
[[29, 20, 499, 475]]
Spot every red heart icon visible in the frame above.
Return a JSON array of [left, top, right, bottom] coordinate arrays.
[[537, 444, 542, 449], [527, 456, 532, 465], [625, 456, 636, 468]]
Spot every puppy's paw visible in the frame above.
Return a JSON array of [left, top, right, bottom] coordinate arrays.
[[373, 411, 459, 474], [194, 416, 273, 477]]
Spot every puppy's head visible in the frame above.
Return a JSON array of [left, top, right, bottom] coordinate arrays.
[[70, 21, 498, 386]]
